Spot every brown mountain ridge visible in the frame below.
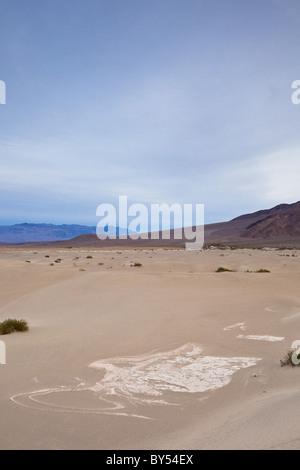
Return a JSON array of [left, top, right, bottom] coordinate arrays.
[[239, 201, 300, 239]]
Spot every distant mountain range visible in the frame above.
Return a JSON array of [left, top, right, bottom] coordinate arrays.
[[0, 223, 128, 243], [1, 201, 300, 248]]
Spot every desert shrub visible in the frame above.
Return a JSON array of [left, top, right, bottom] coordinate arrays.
[[280, 350, 300, 367], [98, 262, 104, 265], [215, 267, 235, 272], [0, 318, 29, 335], [255, 269, 270, 273], [86, 256, 93, 259], [54, 259, 62, 263], [132, 262, 142, 267]]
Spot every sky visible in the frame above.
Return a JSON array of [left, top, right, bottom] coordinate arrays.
[[0, 0, 300, 227]]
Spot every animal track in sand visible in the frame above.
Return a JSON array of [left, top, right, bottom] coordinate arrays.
[[265, 305, 285, 313]]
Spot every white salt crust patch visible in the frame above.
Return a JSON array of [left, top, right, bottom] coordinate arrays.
[[11, 343, 259, 419], [237, 335, 285, 342], [224, 323, 246, 331]]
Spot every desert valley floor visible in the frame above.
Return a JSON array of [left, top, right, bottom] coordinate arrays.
[[0, 246, 300, 449]]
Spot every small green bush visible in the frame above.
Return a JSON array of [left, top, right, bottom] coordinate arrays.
[[215, 267, 235, 272], [54, 259, 62, 263], [280, 350, 300, 367], [0, 318, 29, 335], [86, 256, 93, 259], [132, 262, 142, 267], [255, 269, 270, 273]]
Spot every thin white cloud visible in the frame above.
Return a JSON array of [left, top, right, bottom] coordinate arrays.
[[220, 146, 300, 208], [256, 147, 300, 203]]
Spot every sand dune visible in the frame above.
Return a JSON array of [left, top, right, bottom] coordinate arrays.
[[0, 247, 299, 449]]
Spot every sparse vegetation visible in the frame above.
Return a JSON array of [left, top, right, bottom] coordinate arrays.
[[131, 262, 142, 267], [0, 318, 29, 335], [215, 267, 235, 272], [79, 268, 85, 271], [25, 260, 31, 263], [245, 268, 271, 273], [98, 262, 104, 265], [86, 256, 93, 259], [54, 259, 62, 263], [280, 350, 300, 367], [45, 255, 50, 258]]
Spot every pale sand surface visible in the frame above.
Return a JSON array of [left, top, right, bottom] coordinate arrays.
[[0, 247, 300, 449]]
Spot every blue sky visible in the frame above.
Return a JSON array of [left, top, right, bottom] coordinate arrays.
[[0, 0, 300, 226]]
